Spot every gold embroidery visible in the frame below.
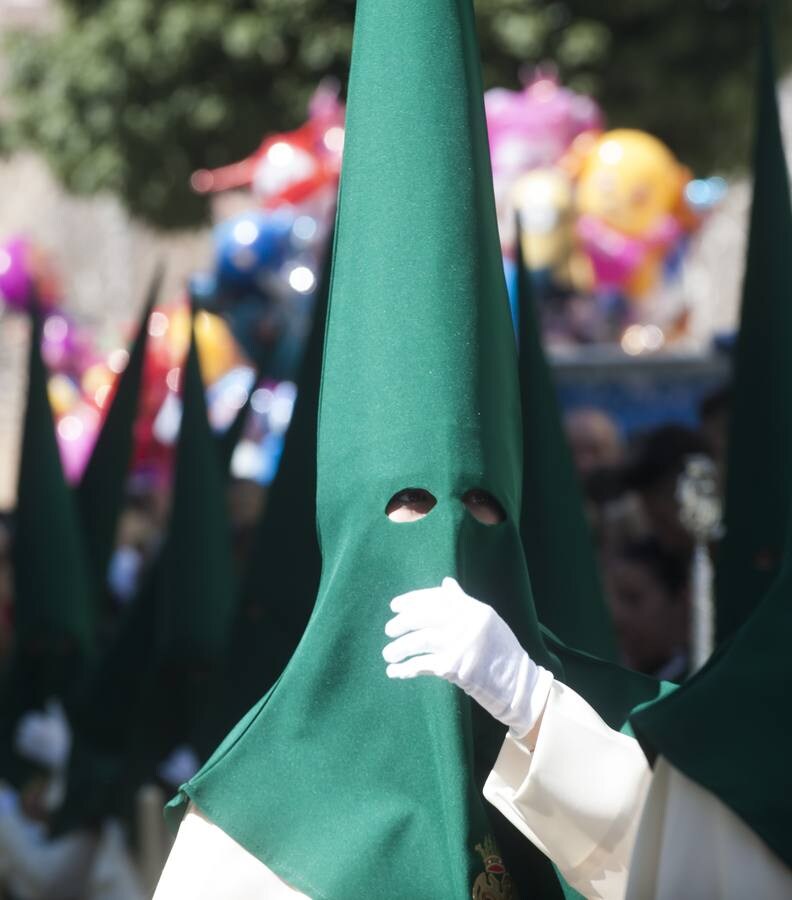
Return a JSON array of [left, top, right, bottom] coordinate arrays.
[[472, 836, 514, 900]]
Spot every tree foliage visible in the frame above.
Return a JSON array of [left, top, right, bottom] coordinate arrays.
[[3, 0, 790, 228]]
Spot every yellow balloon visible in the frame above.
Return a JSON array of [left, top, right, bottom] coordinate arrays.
[[48, 374, 79, 417], [82, 363, 113, 396], [167, 305, 241, 385], [512, 169, 574, 271], [576, 129, 685, 236]]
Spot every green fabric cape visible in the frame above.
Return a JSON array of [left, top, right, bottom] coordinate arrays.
[[169, 3, 665, 897], [714, 12, 792, 643], [193, 237, 330, 758], [76, 268, 160, 602], [515, 226, 617, 660]]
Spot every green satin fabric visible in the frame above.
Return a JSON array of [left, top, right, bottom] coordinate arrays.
[[714, 14, 792, 643], [0, 312, 95, 785]]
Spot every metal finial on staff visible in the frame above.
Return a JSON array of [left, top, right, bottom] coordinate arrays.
[[676, 454, 722, 673]]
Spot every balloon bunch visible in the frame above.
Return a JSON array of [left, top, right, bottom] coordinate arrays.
[[486, 76, 726, 345], [0, 235, 112, 480], [0, 236, 61, 313], [188, 85, 341, 380]]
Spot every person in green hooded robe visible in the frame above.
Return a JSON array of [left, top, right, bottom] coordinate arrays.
[[153, 1, 665, 897]]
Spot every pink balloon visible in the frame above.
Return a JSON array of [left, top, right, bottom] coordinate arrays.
[[576, 215, 646, 290], [41, 314, 76, 371], [55, 403, 100, 484], [0, 238, 34, 311], [485, 76, 603, 181]]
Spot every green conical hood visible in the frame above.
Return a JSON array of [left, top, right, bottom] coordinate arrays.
[[77, 267, 161, 596], [57, 310, 236, 826], [515, 228, 617, 660], [156, 320, 236, 665], [172, 4, 666, 897], [53, 563, 161, 830], [0, 312, 95, 783], [715, 12, 792, 643], [13, 313, 95, 653], [133, 314, 237, 763], [194, 237, 330, 757]]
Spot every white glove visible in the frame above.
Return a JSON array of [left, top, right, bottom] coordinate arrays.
[[383, 577, 553, 738], [157, 745, 200, 789], [13, 699, 72, 771]]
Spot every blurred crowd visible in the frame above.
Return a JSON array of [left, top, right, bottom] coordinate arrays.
[[564, 384, 729, 681], [0, 383, 731, 691]]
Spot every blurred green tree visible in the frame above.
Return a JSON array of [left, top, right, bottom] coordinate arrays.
[[3, 0, 790, 228]]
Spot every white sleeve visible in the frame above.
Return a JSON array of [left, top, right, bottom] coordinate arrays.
[[483, 680, 651, 900], [626, 757, 792, 900], [154, 804, 311, 899], [0, 811, 97, 900]]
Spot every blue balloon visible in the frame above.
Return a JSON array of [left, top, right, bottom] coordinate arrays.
[[214, 211, 294, 293]]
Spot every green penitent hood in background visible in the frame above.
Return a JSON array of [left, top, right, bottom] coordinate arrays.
[[57, 309, 237, 828], [515, 226, 617, 661], [131, 314, 237, 767], [170, 2, 666, 897], [0, 312, 96, 784], [193, 235, 330, 758], [76, 268, 160, 602], [714, 10, 792, 644]]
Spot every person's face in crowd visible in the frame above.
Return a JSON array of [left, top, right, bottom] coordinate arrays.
[[564, 408, 623, 478], [606, 555, 688, 675], [638, 477, 693, 553]]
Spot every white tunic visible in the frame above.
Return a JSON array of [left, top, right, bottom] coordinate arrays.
[[153, 806, 308, 899], [0, 785, 97, 900], [483, 680, 792, 900], [154, 681, 792, 899]]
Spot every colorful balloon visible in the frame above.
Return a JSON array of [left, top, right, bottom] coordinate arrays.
[[47, 374, 80, 418], [575, 130, 689, 298], [512, 169, 575, 271], [213, 211, 294, 295], [164, 305, 243, 386], [191, 83, 344, 210], [55, 402, 100, 483], [0, 237, 61, 312], [576, 130, 686, 237], [485, 76, 603, 182]]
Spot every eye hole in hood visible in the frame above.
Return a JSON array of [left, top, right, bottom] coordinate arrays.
[[385, 488, 437, 523], [462, 489, 505, 525]]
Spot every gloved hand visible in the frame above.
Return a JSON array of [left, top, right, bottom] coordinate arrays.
[[383, 577, 553, 738], [13, 699, 72, 771]]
